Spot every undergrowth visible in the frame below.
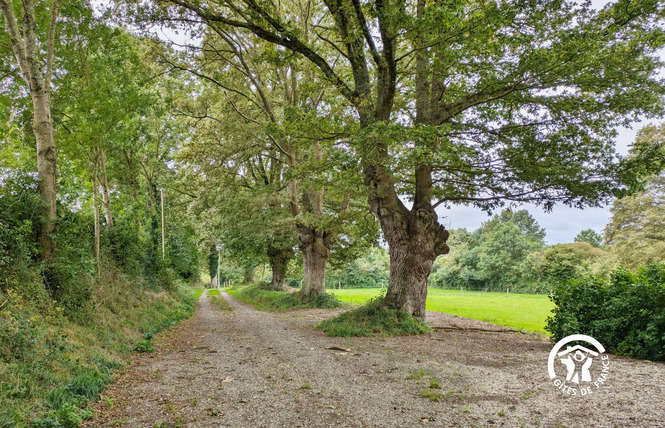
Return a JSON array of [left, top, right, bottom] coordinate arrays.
[[228, 283, 342, 311], [0, 266, 198, 427], [317, 297, 430, 337]]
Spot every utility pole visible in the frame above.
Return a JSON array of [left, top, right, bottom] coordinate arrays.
[[161, 188, 166, 260]]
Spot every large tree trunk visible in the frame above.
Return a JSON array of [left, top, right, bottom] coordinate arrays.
[[267, 245, 291, 290], [363, 0, 448, 319], [242, 266, 255, 284], [363, 139, 449, 319], [299, 227, 330, 300], [380, 208, 449, 318]]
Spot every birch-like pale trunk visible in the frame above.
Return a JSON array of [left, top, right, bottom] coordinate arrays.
[[0, 0, 61, 262], [99, 148, 114, 229]]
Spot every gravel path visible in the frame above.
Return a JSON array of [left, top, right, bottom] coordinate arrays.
[[86, 290, 665, 427]]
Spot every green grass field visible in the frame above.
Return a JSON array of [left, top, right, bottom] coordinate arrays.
[[329, 288, 554, 333]]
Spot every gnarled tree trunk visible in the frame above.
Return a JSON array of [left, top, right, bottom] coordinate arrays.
[[363, 140, 449, 319], [267, 244, 291, 290], [298, 227, 330, 300], [380, 208, 449, 318]]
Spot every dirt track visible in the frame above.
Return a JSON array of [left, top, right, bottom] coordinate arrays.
[[86, 290, 665, 427]]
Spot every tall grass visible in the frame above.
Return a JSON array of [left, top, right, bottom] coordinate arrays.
[[0, 266, 198, 426], [318, 297, 430, 337]]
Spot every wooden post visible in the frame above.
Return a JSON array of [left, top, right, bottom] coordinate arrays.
[[160, 188, 166, 260], [507, 288, 509, 297]]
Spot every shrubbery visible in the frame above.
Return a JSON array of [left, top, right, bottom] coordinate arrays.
[[0, 172, 201, 425], [0, 173, 42, 291], [546, 263, 665, 361]]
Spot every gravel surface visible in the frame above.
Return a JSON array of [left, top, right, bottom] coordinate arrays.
[[85, 290, 665, 427]]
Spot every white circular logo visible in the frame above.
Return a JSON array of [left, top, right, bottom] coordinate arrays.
[[547, 334, 610, 396]]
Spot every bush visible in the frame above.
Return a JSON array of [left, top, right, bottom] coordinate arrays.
[[0, 173, 42, 290], [546, 263, 665, 360], [133, 340, 154, 353]]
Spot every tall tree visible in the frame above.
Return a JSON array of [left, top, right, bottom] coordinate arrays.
[[574, 229, 603, 248], [605, 124, 665, 268], [169, 26, 374, 298], [0, 0, 61, 261], [140, 0, 665, 318]]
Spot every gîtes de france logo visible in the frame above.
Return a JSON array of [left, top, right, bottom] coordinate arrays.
[[547, 334, 609, 396]]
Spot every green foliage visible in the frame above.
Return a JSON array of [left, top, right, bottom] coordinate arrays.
[[605, 170, 665, 268], [573, 229, 603, 248], [167, 225, 200, 280], [133, 340, 154, 353], [229, 284, 342, 311], [107, 219, 144, 276], [431, 210, 545, 292], [0, 173, 42, 290], [317, 297, 430, 337], [326, 248, 389, 289], [208, 245, 218, 280], [546, 263, 665, 360], [539, 243, 605, 285]]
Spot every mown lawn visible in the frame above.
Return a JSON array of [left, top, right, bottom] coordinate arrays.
[[329, 288, 554, 333]]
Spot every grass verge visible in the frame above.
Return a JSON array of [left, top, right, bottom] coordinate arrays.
[[0, 269, 198, 427], [317, 297, 430, 337], [227, 283, 342, 311], [207, 289, 221, 296]]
